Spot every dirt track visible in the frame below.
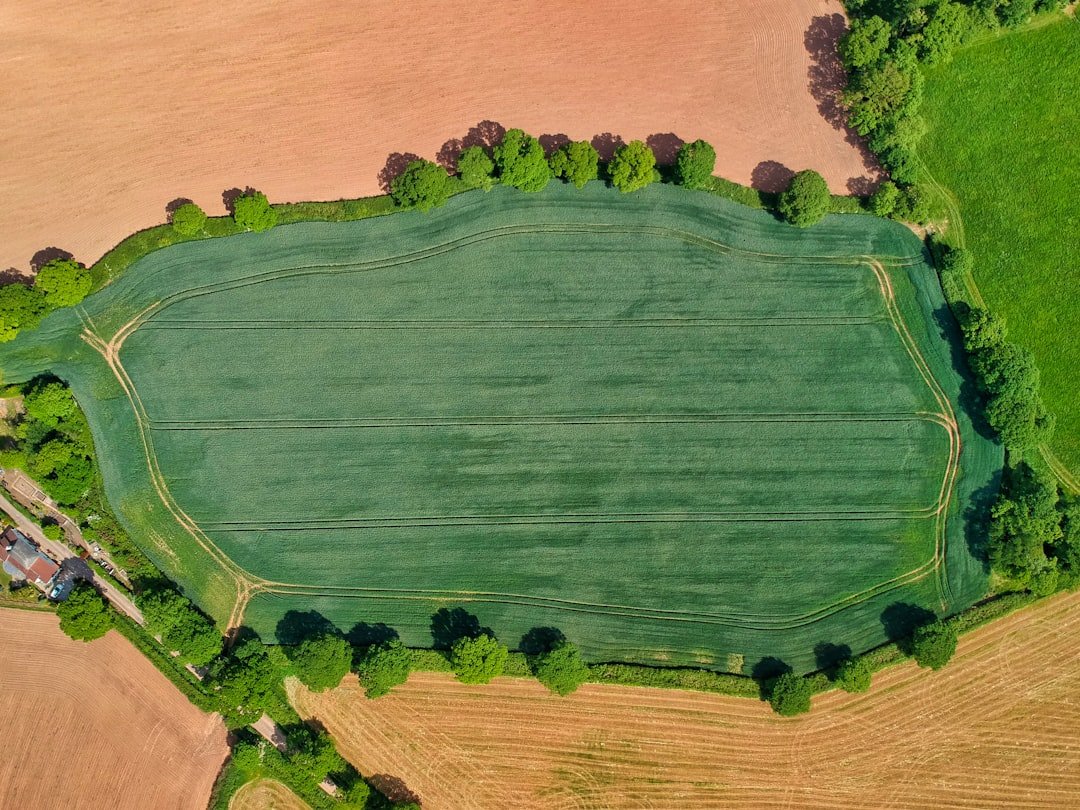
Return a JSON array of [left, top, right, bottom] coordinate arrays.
[[0, 609, 227, 810], [2, 0, 873, 273], [291, 590, 1080, 809]]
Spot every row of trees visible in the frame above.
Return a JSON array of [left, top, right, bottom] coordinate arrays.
[[0, 257, 92, 343]]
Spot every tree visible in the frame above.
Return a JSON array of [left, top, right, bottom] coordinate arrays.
[[457, 146, 496, 191], [57, 581, 112, 642], [390, 159, 455, 211], [835, 656, 873, 693], [0, 283, 47, 342], [911, 620, 957, 670], [608, 141, 657, 193], [450, 633, 509, 684], [288, 632, 352, 692], [286, 725, 347, 782], [171, 202, 208, 236], [1054, 498, 1080, 589], [989, 462, 1062, 588], [838, 15, 893, 69], [533, 640, 589, 696], [768, 672, 813, 716], [549, 141, 600, 189], [356, 639, 411, 698], [23, 382, 79, 428], [137, 585, 222, 667], [778, 170, 830, 227], [232, 191, 278, 232], [34, 258, 92, 308], [939, 245, 973, 277], [868, 181, 900, 217], [843, 56, 923, 136], [492, 129, 551, 193], [919, 2, 970, 64], [674, 139, 717, 189], [208, 635, 280, 722], [893, 182, 931, 224]]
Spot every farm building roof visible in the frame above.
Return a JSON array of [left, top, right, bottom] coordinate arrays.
[[0, 526, 59, 586]]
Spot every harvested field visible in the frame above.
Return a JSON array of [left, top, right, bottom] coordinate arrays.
[[291, 589, 1080, 809], [0, 608, 228, 810], [229, 779, 309, 810], [1, 0, 874, 273]]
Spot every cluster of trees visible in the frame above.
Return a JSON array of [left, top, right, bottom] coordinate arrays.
[[56, 580, 113, 641], [137, 581, 222, 667], [0, 257, 92, 343]]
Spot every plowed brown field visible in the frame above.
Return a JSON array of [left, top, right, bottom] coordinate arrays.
[[2, 0, 872, 273], [291, 591, 1080, 809], [0, 609, 228, 810], [229, 779, 309, 810]]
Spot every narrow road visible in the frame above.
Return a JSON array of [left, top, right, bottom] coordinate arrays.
[[0, 491, 144, 625]]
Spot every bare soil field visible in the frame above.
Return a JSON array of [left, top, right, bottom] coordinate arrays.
[[229, 779, 309, 810], [291, 590, 1080, 809], [1, 0, 873, 274], [0, 609, 228, 810]]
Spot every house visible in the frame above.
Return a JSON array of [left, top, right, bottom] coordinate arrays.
[[1, 526, 60, 592]]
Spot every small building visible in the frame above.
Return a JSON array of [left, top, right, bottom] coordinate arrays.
[[1, 526, 60, 592]]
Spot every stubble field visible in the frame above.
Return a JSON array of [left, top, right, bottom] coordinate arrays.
[[0, 609, 228, 810]]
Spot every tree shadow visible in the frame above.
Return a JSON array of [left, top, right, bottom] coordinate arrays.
[[538, 132, 571, 156], [275, 609, 337, 645], [346, 621, 399, 648], [880, 602, 936, 653], [165, 197, 194, 220], [0, 267, 31, 285], [377, 153, 421, 193], [813, 642, 852, 675], [435, 138, 464, 172], [369, 774, 421, 805], [222, 187, 257, 215], [590, 132, 626, 162], [518, 626, 566, 655], [751, 656, 792, 700], [847, 176, 876, 197], [646, 132, 685, 166], [931, 303, 995, 442], [461, 119, 506, 150], [965, 476, 1001, 571], [750, 160, 796, 194], [430, 607, 491, 649], [30, 247, 74, 272]]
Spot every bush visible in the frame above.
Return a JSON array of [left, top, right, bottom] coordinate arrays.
[[57, 581, 112, 642], [457, 146, 495, 191], [450, 633, 509, 684], [171, 203, 208, 236], [390, 159, 455, 211], [768, 672, 813, 716], [835, 656, 873, 693], [356, 639, 411, 698], [288, 633, 352, 692], [869, 181, 901, 217], [608, 141, 657, 193], [493, 129, 551, 193], [549, 141, 600, 189], [533, 640, 589, 696], [777, 170, 830, 227], [674, 139, 717, 189], [34, 258, 92, 308], [911, 620, 957, 670], [233, 191, 278, 232]]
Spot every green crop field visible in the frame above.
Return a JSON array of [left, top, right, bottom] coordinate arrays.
[[0, 183, 999, 672], [920, 16, 1080, 477]]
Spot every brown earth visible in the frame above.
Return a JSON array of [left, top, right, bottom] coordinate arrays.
[[0, 609, 228, 809], [1, 0, 873, 274], [229, 779, 309, 810], [291, 590, 1080, 809]]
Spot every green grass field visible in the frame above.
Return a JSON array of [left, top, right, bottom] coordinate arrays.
[[0, 183, 999, 672], [919, 16, 1080, 475]]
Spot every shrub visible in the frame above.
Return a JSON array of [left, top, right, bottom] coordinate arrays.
[[450, 633, 509, 684], [777, 170, 830, 227], [768, 672, 813, 716], [457, 146, 495, 191], [288, 633, 352, 692], [533, 640, 589, 696], [608, 141, 658, 193], [232, 191, 278, 232], [390, 159, 454, 211], [57, 581, 112, 642], [356, 639, 411, 698], [869, 181, 901, 217], [835, 656, 873, 693], [549, 141, 600, 189], [492, 129, 551, 193], [674, 139, 717, 189], [911, 620, 958, 670], [171, 203, 208, 236], [34, 258, 92, 308]]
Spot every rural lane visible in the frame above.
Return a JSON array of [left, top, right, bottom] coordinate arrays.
[[0, 491, 143, 625]]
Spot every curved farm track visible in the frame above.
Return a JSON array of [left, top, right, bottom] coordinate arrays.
[[1, 0, 875, 273], [0, 609, 228, 810], [292, 591, 1080, 809], [229, 779, 309, 810]]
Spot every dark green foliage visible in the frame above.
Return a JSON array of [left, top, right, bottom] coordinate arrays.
[[57, 581, 112, 642], [449, 633, 509, 684], [390, 159, 454, 211], [456, 146, 495, 191], [777, 170, 830, 227], [549, 141, 600, 189], [999, 0, 1037, 26], [284, 724, 347, 783], [607, 141, 657, 193], [839, 15, 892, 68], [868, 180, 901, 217], [14, 378, 94, 506], [938, 245, 973, 277], [919, 2, 971, 64], [0, 283, 47, 343], [356, 639, 411, 698], [492, 129, 551, 193], [23, 381, 78, 428], [533, 640, 589, 696], [989, 462, 1062, 588], [768, 672, 813, 715], [674, 139, 717, 189], [893, 182, 931, 223], [209, 636, 281, 723], [171, 203, 208, 236], [835, 656, 873, 693], [34, 258, 92, 308], [911, 620, 957, 669], [843, 54, 923, 137], [233, 191, 278, 232], [136, 584, 222, 667], [287, 633, 352, 692], [1054, 498, 1080, 589]]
